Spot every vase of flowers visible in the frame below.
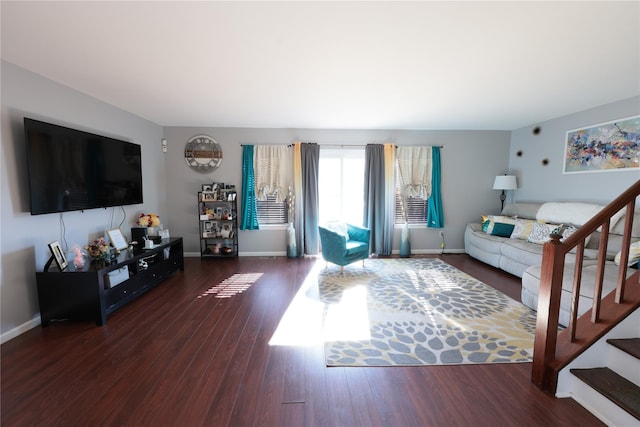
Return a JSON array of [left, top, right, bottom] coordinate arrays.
[[85, 237, 110, 262], [137, 212, 161, 236]]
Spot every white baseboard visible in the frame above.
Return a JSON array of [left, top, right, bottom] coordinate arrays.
[[1, 315, 40, 344]]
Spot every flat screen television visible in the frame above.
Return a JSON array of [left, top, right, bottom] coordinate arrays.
[[24, 118, 144, 215]]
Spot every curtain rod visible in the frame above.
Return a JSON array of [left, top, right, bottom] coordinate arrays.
[[240, 144, 444, 148]]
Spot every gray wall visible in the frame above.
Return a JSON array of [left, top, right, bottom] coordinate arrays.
[[1, 61, 166, 339], [509, 96, 640, 203], [163, 127, 511, 256]]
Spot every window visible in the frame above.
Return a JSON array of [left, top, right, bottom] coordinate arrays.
[[256, 194, 289, 225], [253, 145, 291, 225], [319, 148, 365, 225], [395, 190, 428, 225]]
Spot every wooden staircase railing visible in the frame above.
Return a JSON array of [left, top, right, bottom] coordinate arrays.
[[531, 179, 640, 393]]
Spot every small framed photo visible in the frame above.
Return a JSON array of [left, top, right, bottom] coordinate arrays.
[[202, 184, 213, 192], [203, 192, 215, 202], [204, 221, 214, 232], [48, 241, 68, 271], [107, 228, 128, 250]]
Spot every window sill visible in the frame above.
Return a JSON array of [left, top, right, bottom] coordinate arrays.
[[259, 223, 289, 231]]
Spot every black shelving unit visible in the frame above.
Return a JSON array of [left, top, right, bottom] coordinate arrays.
[[198, 188, 238, 258]]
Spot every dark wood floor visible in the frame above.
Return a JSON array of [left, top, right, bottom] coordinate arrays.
[[1, 254, 604, 426]]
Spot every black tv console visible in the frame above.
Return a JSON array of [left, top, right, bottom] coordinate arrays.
[[35, 237, 184, 326]]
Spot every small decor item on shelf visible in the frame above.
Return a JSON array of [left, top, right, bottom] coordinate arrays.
[[71, 245, 86, 269], [137, 212, 161, 227], [85, 237, 110, 262], [138, 212, 162, 237]]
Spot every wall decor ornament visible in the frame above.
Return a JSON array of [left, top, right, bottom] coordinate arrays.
[[184, 134, 223, 172], [563, 115, 639, 174]]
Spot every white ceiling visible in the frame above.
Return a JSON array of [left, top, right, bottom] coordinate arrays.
[[2, 1, 639, 130]]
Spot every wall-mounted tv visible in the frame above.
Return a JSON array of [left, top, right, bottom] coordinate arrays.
[[24, 118, 143, 215]]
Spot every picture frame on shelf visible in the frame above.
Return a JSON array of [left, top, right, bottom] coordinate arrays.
[[48, 241, 68, 271], [107, 228, 128, 250], [202, 184, 213, 192], [203, 192, 215, 202]]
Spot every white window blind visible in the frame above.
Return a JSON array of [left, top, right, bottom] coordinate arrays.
[[256, 194, 289, 224], [395, 191, 428, 225]]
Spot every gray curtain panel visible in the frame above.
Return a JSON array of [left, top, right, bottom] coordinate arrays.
[[297, 143, 319, 256], [364, 144, 390, 255]]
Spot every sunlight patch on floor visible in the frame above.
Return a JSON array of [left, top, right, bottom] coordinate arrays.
[[269, 261, 372, 346], [322, 285, 371, 342], [197, 273, 263, 299], [269, 262, 324, 346]]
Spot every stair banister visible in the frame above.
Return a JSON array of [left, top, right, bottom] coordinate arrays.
[[531, 179, 640, 392]]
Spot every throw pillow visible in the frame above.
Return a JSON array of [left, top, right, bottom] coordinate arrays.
[[559, 225, 593, 247], [528, 222, 562, 244], [614, 241, 640, 267], [510, 219, 536, 240], [481, 215, 491, 233], [325, 221, 350, 240], [483, 215, 515, 234], [491, 222, 515, 237]]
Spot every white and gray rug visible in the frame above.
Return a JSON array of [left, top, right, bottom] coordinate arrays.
[[317, 258, 537, 366]]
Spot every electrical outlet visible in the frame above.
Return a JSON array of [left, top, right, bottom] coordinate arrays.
[[439, 231, 444, 238]]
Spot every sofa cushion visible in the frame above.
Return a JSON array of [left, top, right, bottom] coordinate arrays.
[[502, 202, 542, 219], [500, 238, 544, 266], [521, 261, 632, 322]]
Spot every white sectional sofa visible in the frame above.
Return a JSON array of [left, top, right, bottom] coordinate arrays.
[[464, 202, 639, 326]]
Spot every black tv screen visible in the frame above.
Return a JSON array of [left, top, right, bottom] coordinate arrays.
[[24, 118, 143, 215]]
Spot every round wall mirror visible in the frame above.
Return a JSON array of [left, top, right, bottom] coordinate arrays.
[[184, 135, 223, 172]]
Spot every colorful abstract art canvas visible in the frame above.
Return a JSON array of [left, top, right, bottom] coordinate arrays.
[[563, 115, 640, 174]]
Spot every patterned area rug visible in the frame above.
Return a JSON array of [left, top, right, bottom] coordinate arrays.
[[318, 258, 537, 366]]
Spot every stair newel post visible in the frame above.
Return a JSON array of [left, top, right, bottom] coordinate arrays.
[[532, 233, 565, 391]]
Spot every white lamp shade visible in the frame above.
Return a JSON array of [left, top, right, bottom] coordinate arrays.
[[493, 175, 518, 190]]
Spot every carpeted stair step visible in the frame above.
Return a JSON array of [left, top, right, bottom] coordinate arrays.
[[607, 338, 640, 360], [571, 367, 640, 421]]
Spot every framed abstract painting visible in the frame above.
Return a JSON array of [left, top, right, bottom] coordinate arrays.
[[563, 115, 639, 174]]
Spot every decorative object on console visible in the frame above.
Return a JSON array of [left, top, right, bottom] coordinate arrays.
[[47, 240, 68, 271], [137, 212, 160, 227], [85, 237, 110, 262], [107, 228, 128, 251], [71, 245, 86, 269], [492, 174, 518, 211]]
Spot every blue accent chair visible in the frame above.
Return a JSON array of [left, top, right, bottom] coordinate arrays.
[[318, 223, 371, 273]]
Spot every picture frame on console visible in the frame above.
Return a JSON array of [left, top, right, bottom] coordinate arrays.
[[107, 228, 128, 251], [47, 241, 68, 271]]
